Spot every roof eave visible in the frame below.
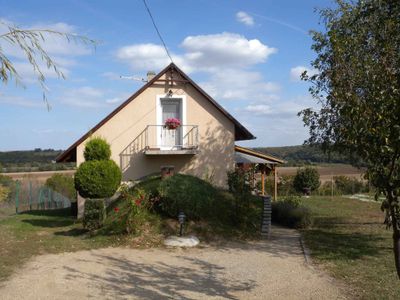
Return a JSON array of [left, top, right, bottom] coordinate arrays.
[[234, 145, 285, 164]]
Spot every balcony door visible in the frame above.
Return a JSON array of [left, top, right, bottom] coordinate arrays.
[[160, 98, 182, 149]]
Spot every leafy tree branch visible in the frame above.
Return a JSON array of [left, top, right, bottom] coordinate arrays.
[[0, 21, 96, 108]]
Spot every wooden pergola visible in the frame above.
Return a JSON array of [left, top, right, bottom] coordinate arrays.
[[235, 145, 284, 200]]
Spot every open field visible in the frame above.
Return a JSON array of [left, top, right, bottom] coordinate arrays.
[[277, 164, 365, 184], [302, 196, 399, 299], [0, 170, 75, 183]]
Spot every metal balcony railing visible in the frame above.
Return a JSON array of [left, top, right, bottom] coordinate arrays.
[[144, 125, 199, 150]]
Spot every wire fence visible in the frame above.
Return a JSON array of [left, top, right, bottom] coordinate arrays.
[[0, 179, 72, 219]]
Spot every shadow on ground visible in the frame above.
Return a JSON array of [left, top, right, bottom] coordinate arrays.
[[64, 253, 256, 300], [19, 209, 77, 229], [304, 229, 386, 260], [199, 226, 305, 259]]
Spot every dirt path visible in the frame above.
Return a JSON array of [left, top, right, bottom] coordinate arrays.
[[0, 227, 346, 299]]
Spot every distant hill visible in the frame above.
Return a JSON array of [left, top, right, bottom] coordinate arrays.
[[0, 145, 356, 172], [0, 149, 74, 172], [0, 148, 62, 164], [254, 145, 355, 166]]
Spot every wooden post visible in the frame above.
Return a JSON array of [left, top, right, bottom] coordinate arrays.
[[261, 171, 265, 196], [274, 166, 278, 201]]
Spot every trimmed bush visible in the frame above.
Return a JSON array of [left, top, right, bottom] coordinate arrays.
[[83, 199, 106, 230], [158, 174, 217, 220], [83, 137, 111, 161], [45, 174, 76, 201], [74, 160, 121, 199], [272, 197, 312, 228], [293, 166, 320, 193]]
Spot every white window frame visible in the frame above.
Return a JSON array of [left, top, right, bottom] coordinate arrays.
[[156, 94, 187, 149]]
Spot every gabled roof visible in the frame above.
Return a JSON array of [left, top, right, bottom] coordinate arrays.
[[234, 145, 284, 164], [56, 63, 255, 162]]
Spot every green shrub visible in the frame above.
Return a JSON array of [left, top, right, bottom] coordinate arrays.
[[257, 174, 297, 196], [278, 175, 297, 196], [293, 166, 320, 193], [45, 174, 76, 201], [83, 199, 106, 230], [272, 197, 312, 228], [83, 137, 111, 161], [74, 160, 121, 199], [227, 169, 251, 195], [317, 181, 341, 196], [0, 175, 16, 202], [281, 195, 302, 207], [256, 175, 274, 195], [334, 175, 366, 195], [0, 174, 14, 187], [158, 174, 217, 220]]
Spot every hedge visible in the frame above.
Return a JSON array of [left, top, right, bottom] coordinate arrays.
[[83, 199, 106, 230]]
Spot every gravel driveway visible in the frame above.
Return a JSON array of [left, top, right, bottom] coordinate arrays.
[[0, 226, 346, 299]]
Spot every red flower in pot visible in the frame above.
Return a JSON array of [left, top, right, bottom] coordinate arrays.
[[164, 118, 181, 130]]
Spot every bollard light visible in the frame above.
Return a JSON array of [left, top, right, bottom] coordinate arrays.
[[178, 212, 186, 236]]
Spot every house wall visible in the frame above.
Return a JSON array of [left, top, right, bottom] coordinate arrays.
[[76, 73, 235, 187]]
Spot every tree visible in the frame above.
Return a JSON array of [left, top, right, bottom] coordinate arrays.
[[293, 167, 320, 194], [0, 20, 95, 107], [74, 137, 121, 230], [299, 0, 400, 278]]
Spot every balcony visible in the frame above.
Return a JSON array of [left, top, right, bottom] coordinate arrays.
[[144, 125, 199, 155]]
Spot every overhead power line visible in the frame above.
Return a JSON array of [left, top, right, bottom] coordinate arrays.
[[142, 0, 174, 63]]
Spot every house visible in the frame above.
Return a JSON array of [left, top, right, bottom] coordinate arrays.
[[57, 63, 281, 190]]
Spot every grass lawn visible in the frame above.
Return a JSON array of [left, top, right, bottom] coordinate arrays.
[[302, 196, 400, 299], [0, 208, 123, 282]]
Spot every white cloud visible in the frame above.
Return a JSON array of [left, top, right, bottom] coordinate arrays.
[[105, 97, 122, 104], [181, 33, 276, 71], [101, 72, 121, 80], [237, 96, 319, 146], [244, 104, 272, 115], [0, 94, 46, 108], [116, 44, 171, 71], [59, 86, 106, 108], [290, 65, 317, 82], [116, 32, 277, 73], [199, 69, 280, 101], [1, 21, 91, 58], [12, 61, 69, 84], [243, 96, 316, 118], [236, 11, 254, 26], [0, 20, 92, 84], [115, 32, 279, 103], [58, 87, 130, 108]]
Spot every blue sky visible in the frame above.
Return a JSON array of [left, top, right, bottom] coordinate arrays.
[[0, 0, 332, 151]]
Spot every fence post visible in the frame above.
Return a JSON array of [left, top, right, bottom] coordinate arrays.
[[29, 181, 33, 211], [37, 188, 41, 209], [15, 180, 20, 214], [47, 188, 51, 209]]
